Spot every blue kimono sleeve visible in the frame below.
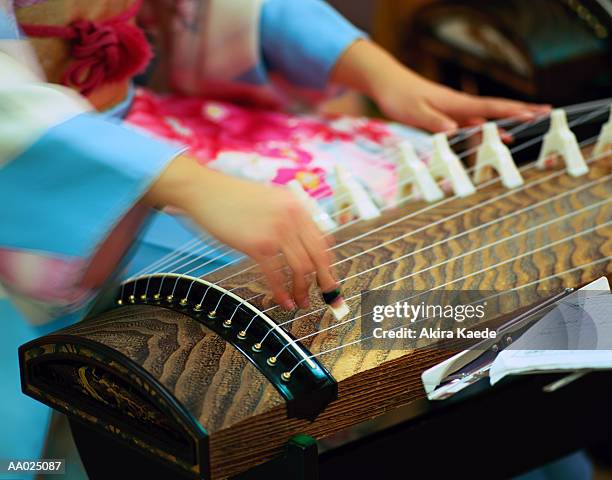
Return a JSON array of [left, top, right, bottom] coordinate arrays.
[[0, 29, 183, 324], [260, 0, 366, 91], [0, 114, 180, 258]]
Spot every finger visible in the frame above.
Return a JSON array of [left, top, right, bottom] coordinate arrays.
[[256, 254, 294, 310], [525, 103, 552, 113], [323, 231, 336, 249], [282, 236, 315, 309], [298, 216, 337, 293], [462, 116, 487, 127], [460, 96, 550, 121], [411, 102, 459, 133]]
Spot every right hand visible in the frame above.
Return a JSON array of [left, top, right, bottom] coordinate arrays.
[[144, 155, 337, 310]]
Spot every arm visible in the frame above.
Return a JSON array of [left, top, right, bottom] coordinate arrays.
[[0, 14, 183, 323], [144, 156, 337, 310], [330, 39, 550, 132], [165, 0, 364, 103], [0, 6, 333, 322], [259, 0, 365, 94]]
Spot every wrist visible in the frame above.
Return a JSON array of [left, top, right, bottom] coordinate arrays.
[[331, 39, 405, 99], [143, 154, 208, 211]]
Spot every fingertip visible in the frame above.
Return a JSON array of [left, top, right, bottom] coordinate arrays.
[[324, 233, 336, 248], [282, 298, 296, 311], [318, 274, 339, 296], [442, 120, 459, 134], [532, 104, 552, 112], [429, 118, 458, 134]]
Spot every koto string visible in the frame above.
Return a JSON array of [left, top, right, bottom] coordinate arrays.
[[245, 169, 610, 338], [202, 104, 609, 292], [133, 240, 232, 299], [122, 236, 207, 300], [142, 120, 489, 281], [267, 173, 610, 345], [150, 107, 552, 282], [200, 107, 609, 309], [171, 127, 604, 327], [128, 100, 610, 311], [133, 237, 212, 290], [221, 141, 609, 340], [191, 129, 605, 322], [251, 142, 607, 341], [154, 242, 236, 298], [131, 236, 203, 277], [287, 255, 611, 375], [272, 197, 609, 356], [246, 154, 607, 339], [286, 225, 611, 375], [155, 101, 608, 288], [197, 98, 610, 282], [193, 114, 551, 284], [136, 239, 228, 298], [127, 99, 611, 280], [290, 221, 611, 353]]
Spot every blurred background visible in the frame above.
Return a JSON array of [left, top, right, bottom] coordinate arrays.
[[321, 0, 612, 169], [330, 0, 611, 106]]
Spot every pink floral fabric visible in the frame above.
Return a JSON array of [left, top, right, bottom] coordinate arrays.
[[126, 88, 432, 206]]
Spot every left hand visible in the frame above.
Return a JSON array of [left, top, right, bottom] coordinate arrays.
[[332, 40, 550, 133]]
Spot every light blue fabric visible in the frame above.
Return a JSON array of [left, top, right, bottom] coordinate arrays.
[[235, 63, 269, 86], [0, 110, 181, 474], [101, 83, 136, 120], [0, 8, 19, 40], [0, 299, 77, 480], [0, 112, 181, 258], [260, 0, 364, 90], [126, 212, 243, 278]]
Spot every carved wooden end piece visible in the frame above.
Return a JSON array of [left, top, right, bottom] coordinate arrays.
[[18, 275, 338, 479]]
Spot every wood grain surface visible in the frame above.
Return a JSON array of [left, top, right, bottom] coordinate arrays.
[[72, 149, 611, 478]]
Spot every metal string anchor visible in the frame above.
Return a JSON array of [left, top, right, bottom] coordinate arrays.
[[322, 287, 350, 320], [536, 109, 589, 177]]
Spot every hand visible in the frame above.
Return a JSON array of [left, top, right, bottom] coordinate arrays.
[[144, 155, 337, 310], [332, 40, 550, 133]]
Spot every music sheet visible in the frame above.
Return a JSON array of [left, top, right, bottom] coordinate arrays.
[[489, 277, 612, 385]]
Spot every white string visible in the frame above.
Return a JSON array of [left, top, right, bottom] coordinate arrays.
[[130, 235, 203, 278], [161, 100, 610, 287], [151, 242, 236, 298], [265, 172, 610, 342], [241, 170, 610, 336], [204, 105, 609, 291], [196, 118, 537, 284], [219, 133, 606, 324], [287, 230, 611, 375], [272, 197, 609, 356], [289, 256, 612, 373], [128, 98, 611, 280], [126, 235, 213, 299], [155, 127, 605, 340]]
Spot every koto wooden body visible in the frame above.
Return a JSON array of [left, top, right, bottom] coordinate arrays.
[[49, 151, 612, 478]]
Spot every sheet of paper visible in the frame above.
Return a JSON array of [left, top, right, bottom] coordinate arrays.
[[489, 277, 612, 385]]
